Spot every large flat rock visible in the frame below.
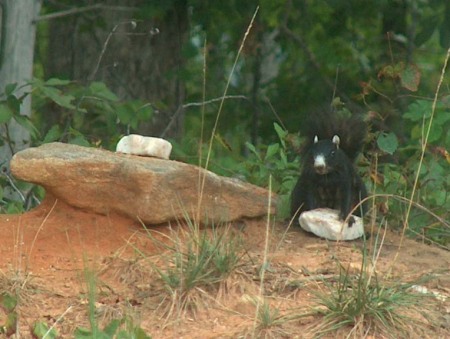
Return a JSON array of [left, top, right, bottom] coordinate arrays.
[[10, 143, 276, 224]]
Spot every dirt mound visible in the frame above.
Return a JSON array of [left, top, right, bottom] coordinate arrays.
[[1, 196, 449, 338]]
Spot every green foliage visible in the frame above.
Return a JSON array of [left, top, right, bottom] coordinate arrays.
[[172, 122, 299, 219], [376, 132, 398, 155], [0, 77, 151, 151], [242, 123, 300, 218], [0, 78, 155, 212], [0, 292, 17, 336], [32, 320, 58, 339], [357, 46, 449, 244], [74, 318, 151, 339], [75, 267, 151, 339], [30, 78, 154, 149], [371, 95, 450, 244]]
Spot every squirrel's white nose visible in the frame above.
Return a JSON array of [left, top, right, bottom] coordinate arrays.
[[314, 154, 326, 169], [313, 154, 328, 174]]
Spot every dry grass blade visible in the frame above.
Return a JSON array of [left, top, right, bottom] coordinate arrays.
[[198, 6, 259, 216]]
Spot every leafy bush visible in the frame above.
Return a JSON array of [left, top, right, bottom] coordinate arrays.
[[366, 68, 450, 244], [0, 78, 154, 212]]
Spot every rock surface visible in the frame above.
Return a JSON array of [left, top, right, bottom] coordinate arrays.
[[116, 134, 172, 159], [299, 208, 364, 241], [11, 143, 276, 224]]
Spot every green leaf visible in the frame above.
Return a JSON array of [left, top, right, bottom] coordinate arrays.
[[404, 100, 432, 121], [265, 143, 280, 161], [116, 104, 132, 124], [0, 104, 14, 123], [33, 321, 58, 339], [273, 122, 287, 147], [89, 82, 119, 101], [103, 319, 121, 336], [117, 328, 148, 339], [4, 83, 18, 96], [245, 142, 261, 161], [0, 292, 17, 312], [427, 124, 443, 143], [74, 327, 93, 338], [400, 63, 421, 92], [45, 78, 72, 86], [43, 125, 62, 143], [69, 128, 91, 147], [377, 132, 398, 155], [136, 103, 153, 121], [13, 114, 40, 138], [4, 312, 17, 336], [41, 86, 76, 110], [415, 16, 437, 47], [7, 95, 22, 113]]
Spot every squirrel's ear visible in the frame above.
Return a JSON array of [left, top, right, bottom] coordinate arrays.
[[314, 135, 319, 144], [332, 135, 340, 148]]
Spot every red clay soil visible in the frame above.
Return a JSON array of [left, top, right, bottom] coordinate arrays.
[[0, 196, 449, 338]]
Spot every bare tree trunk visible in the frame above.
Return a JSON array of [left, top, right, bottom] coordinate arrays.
[[0, 0, 42, 159]]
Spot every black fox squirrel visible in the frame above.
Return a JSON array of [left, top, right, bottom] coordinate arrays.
[[290, 111, 368, 225]]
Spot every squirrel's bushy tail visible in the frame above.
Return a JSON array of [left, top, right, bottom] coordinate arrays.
[[305, 110, 367, 162]]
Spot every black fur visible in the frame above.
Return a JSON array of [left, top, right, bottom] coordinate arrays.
[[291, 113, 368, 225]]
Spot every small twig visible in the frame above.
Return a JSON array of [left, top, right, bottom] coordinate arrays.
[[42, 305, 73, 339], [279, 5, 352, 104], [1, 169, 26, 203], [331, 65, 340, 104], [253, 174, 273, 336], [34, 4, 136, 22], [196, 38, 208, 222], [3, 123, 16, 156], [27, 199, 58, 272], [183, 95, 248, 109], [89, 20, 140, 81], [160, 95, 248, 138], [263, 96, 286, 131]]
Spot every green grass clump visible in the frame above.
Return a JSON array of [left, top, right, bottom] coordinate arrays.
[[151, 218, 244, 318], [309, 260, 437, 338]]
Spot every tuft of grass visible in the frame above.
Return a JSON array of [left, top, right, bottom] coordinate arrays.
[[75, 263, 151, 339], [243, 295, 314, 339], [251, 297, 288, 338], [308, 242, 439, 338], [148, 216, 244, 319]]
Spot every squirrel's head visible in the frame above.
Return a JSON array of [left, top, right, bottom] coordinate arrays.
[[311, 135, 340, 174]]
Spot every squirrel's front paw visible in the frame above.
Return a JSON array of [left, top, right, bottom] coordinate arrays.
[[340, 213, 355, 227], [347, 216, 355, 227]]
